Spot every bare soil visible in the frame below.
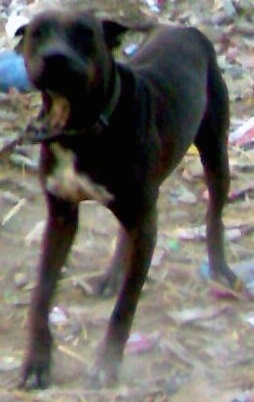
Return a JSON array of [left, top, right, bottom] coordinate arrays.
[[0, 1, 254, 401]]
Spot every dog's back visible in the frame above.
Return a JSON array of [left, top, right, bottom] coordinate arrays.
[[124, 25, 228, 175]]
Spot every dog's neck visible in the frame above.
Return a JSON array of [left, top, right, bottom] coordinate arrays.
[[26, 68, 122, 143], [97, 67, 121, 128]]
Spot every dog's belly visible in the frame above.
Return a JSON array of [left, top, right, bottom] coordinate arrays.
[[46, 143, 113, 204]]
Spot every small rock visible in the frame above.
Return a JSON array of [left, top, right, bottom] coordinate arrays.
[[10, 153, 38, 171], [49, 306, 69, 326], [14, 272, 28, 288], [123, 43, 138, 57], [178, 189, 197, 204], [126, 332, 157, 354], [0, 356, 20, 371], [25, 220, 45, 246], [0, 190, 20, 204], [151, 248, 165, 267]]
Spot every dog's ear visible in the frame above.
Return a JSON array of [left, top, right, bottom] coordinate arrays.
[[14, 24, 28, 53], [102, 20, 129, 50], [15, 24, 27, 37], [102, 19, 156, 50]]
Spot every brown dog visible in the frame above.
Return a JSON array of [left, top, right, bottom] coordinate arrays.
[[16, 9, 243, 389]]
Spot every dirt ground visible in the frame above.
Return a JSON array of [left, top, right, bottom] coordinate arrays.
[[0, 1, 254, 401]]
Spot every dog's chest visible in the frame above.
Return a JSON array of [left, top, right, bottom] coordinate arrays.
[[46, 143, 113, 204]]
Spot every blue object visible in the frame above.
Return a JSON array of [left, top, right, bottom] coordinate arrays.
[[0, 51, 32, 92]]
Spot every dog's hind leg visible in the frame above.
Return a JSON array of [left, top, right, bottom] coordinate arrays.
[[94, 226, 131, 296], [194, 67, 244, 291]]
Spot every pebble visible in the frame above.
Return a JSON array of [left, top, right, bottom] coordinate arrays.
[[14, 272, 28, 288]]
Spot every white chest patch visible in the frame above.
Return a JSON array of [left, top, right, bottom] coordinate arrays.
[[46, 143, 113, 204]]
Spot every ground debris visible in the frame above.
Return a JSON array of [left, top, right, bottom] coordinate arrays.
[[0, 0, 254, 401]]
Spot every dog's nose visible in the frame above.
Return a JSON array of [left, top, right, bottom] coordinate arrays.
[[43, 52, 69, 69]]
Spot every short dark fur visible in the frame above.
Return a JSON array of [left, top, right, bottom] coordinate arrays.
[[17, 9, 242, 389]]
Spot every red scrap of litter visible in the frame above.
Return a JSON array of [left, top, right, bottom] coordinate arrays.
[[229, 117, 254, 146], [126, 332, 155, 354]]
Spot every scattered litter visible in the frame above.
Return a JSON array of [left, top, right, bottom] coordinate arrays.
[[221, 0, 236, 17], [151, 248, 165, 267], [176, 187, 197, 204], [187, 144, 198, 155], [232, 260, 254, 295], [168, 306, 229, 325], [176, 224, 247, 241], [0, 51, 32, 93], [5, 11, 29, 39], [1, 197, 26, 225], [0, 190, 20, 204], [73, 276, 97, 296], [126, 332, 157, 354], [0, 355, 20, 371], [57, 344, 87, 366], [200, 258, 254, 295], [209, 281, 246, 300], [229, 117, 254, 147], [25, 220, 45, 246], [10, 153, 38, 171], [243, 314, 254, 328], [165, 371, 190, 394], [49, 306, 69, 326], [142, 0, 164, 13], [168, 186, 197, 204], [14, 272, 28, 289], [228, 184, 254, 202], [0, 1, 253, 398], [182, 159, 203, 181], [123, 43, 139, 57], [199, 260, 210, 280], [167, 239, 180, 252], [232, 391, 252, 402]]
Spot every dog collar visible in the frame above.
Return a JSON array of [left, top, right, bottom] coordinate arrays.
[[98, 70, 121, 128], [26, 71, 121, 143]]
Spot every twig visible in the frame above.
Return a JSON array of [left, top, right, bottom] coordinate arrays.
[[0, 130, 28, 157], [2, 198, 27, 226]]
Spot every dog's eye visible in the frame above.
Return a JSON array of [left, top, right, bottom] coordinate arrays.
[[31, 25, 48, 40], [31, 26, 44, 40], [30, 21, 56, 41], [68, 24, 94, 51]]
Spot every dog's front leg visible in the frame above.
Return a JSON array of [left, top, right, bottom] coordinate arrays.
[[20, 194, 79, 389], [92, 204, 158, 386]]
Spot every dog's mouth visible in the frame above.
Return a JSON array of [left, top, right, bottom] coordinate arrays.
[[26, 91, 72, 143], [45, 91, 71, 131]]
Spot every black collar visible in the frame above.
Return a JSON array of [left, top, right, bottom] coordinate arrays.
[[26, 72, 121, 143], [98, 70, 121, 128]]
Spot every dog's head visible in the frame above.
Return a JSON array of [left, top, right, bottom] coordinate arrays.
[[16, 10, 131, 131], [16, 11, 129, 93]]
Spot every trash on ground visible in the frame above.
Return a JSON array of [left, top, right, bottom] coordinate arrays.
[[200, 258, 254, 295], [25, 220, 45, 245], [168, 305, 229, 325], [229, 117, 254, 147], [0, 51, 32, 92], [1, 198, 26, 225], [126, 332, 157, 354], [176, 224, 248, 241], [49, 305, 69, 326]]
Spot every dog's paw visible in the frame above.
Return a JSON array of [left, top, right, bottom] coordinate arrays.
[[89, 358, 119, 388], [19, 356, 50, 390], [75, 273, 120, 298], [210, 263, 248, 295]]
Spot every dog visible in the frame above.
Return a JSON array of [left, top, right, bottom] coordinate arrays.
[[16, 9, 244, 389]]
